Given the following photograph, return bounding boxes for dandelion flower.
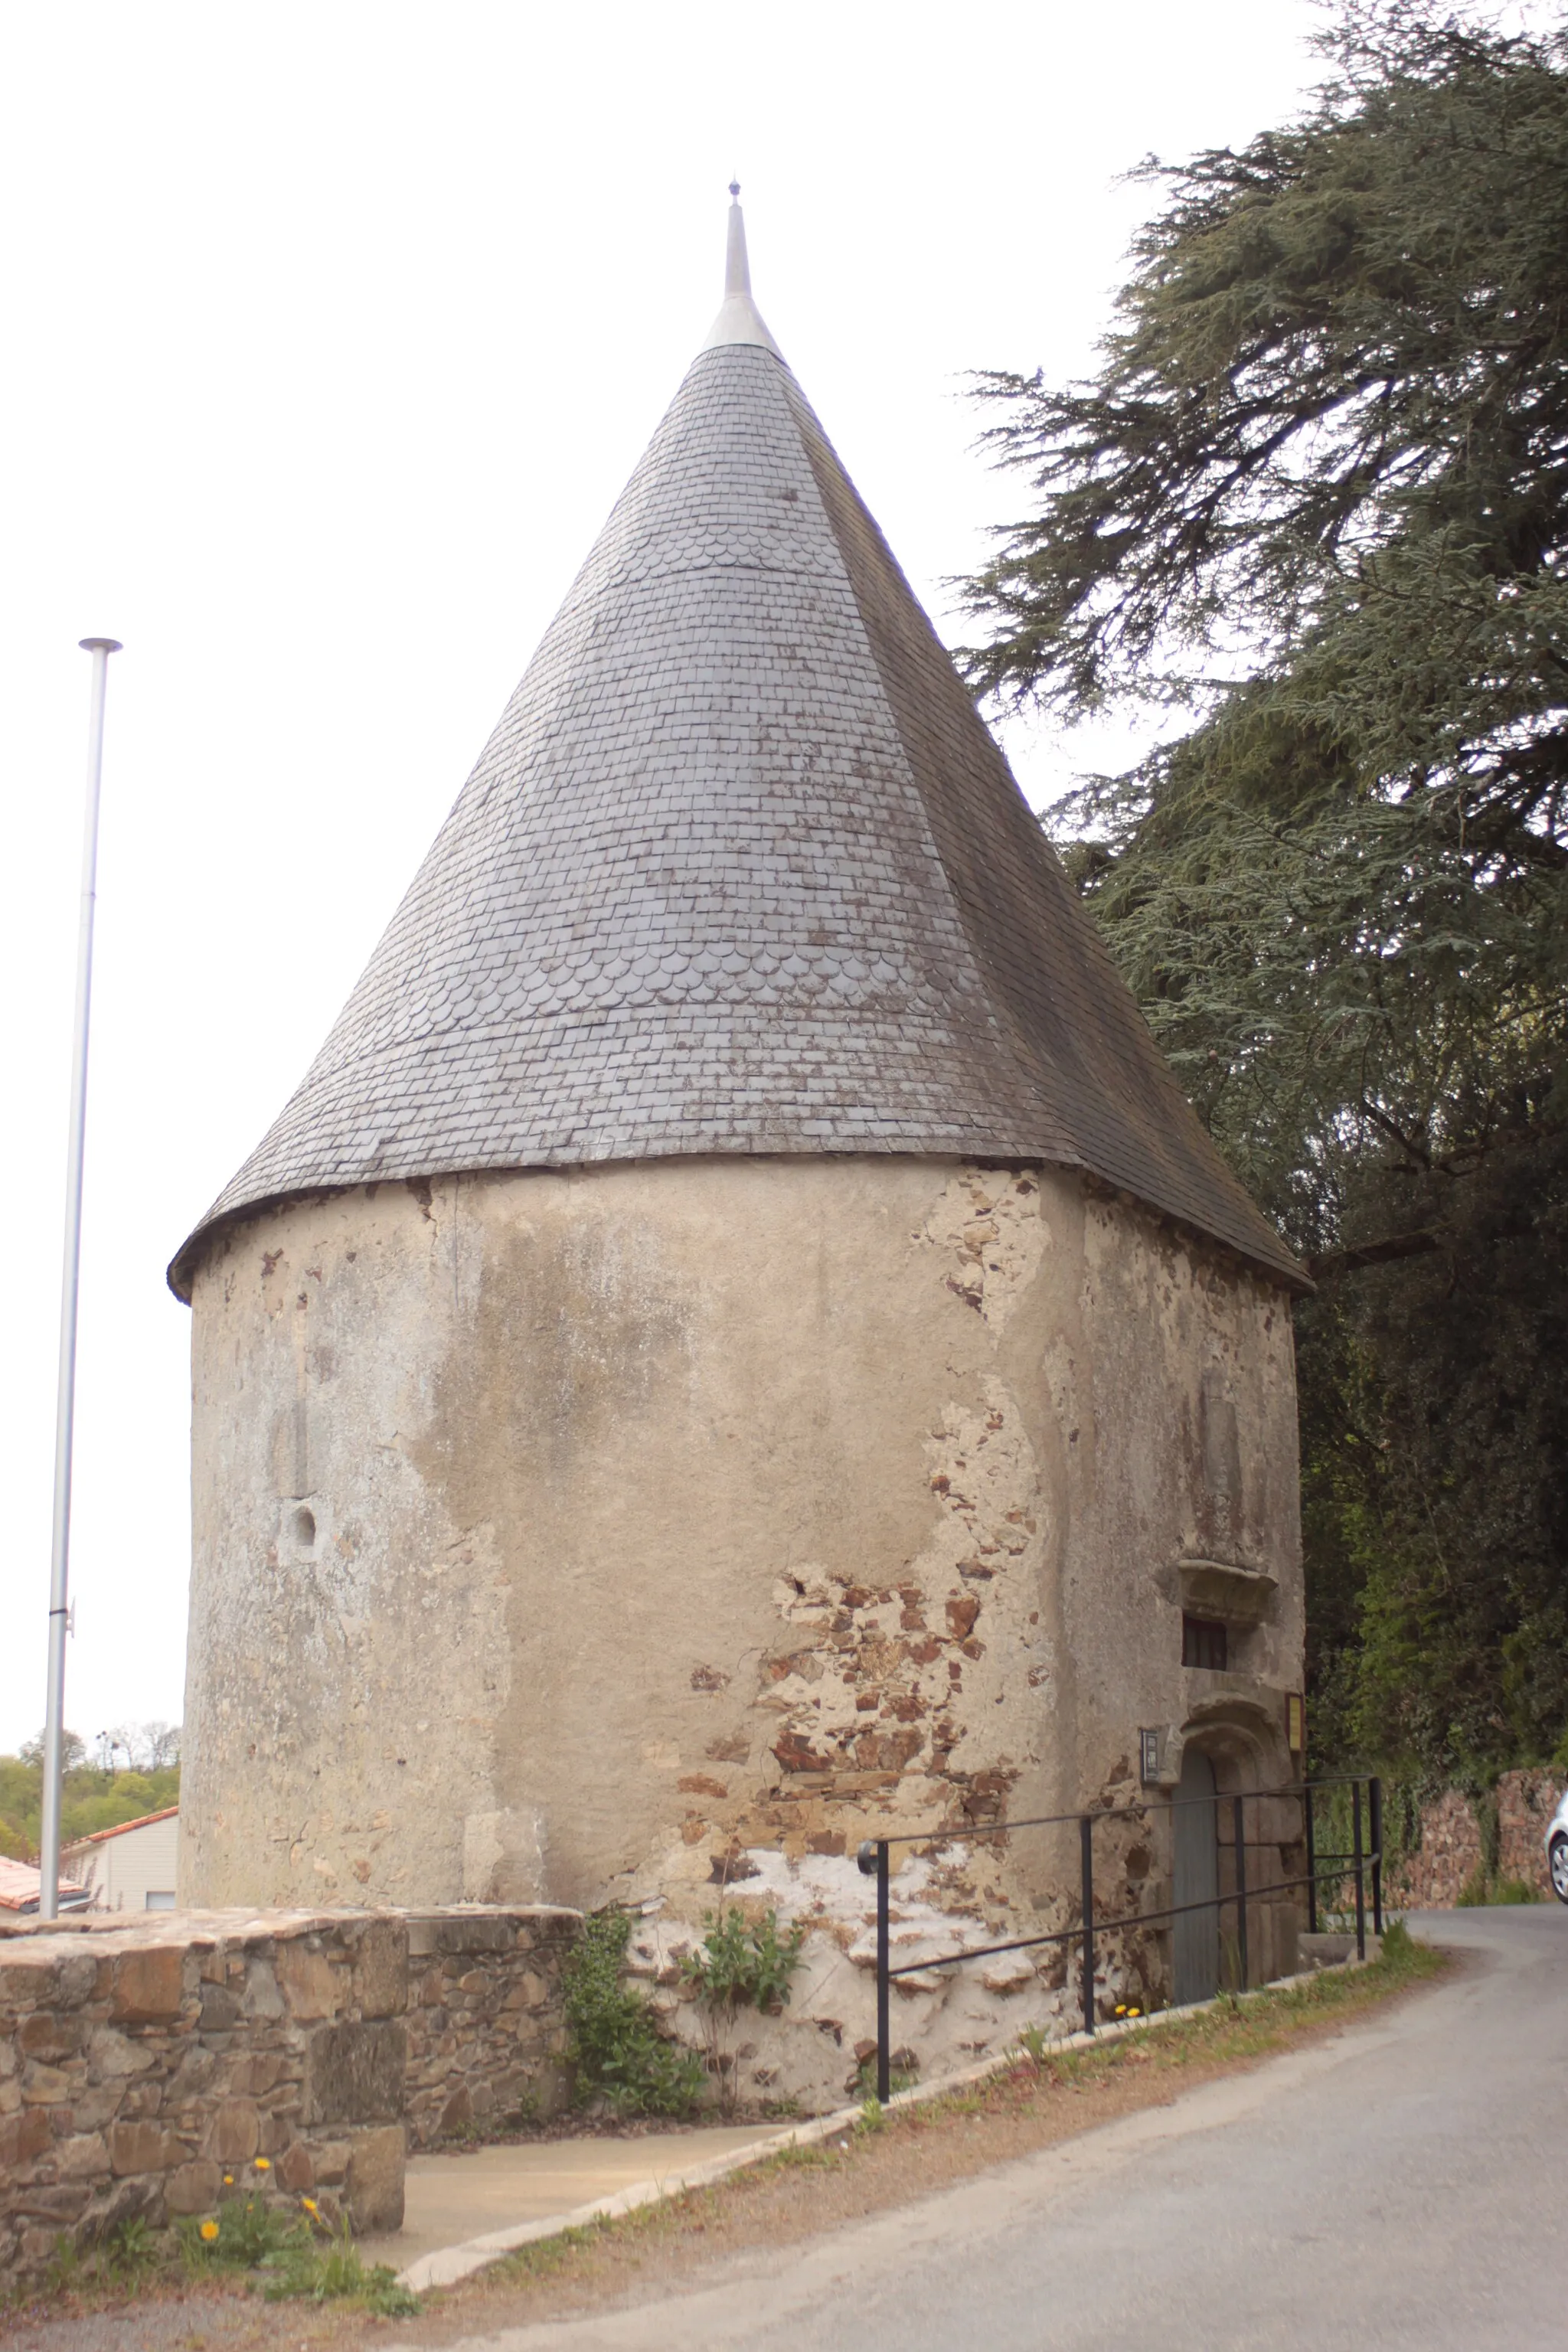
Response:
[222,2174,234,2186]
[302,2198,318,2214]
[200,2220,220,2243]
[253,2156,271,2171]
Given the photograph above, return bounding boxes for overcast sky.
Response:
[0,0,1335,1753]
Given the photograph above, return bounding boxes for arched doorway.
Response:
[1173,1746,1220,2004]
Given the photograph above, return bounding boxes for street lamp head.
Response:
[78,638,122,654]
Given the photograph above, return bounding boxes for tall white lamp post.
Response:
[38,636,122,1922]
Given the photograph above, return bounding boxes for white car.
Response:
[1548,1790,1568,1903]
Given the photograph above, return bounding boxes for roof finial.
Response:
[724,181,751,300]
[702,180,782,360]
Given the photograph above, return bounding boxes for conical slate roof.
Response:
[170,200,1302,1298]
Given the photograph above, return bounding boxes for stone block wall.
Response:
[0,1903,580,2290]
[1383,1787,1484,1909]
[1497,1770,1561,1893]
[1383,1769,1563,1907]
[0,1910,406,2286]
[403,1908,577,2147]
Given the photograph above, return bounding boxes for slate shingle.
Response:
[168,326,1302,1298]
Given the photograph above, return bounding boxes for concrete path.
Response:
[363,2125,774,2270]
[434,1908,1568,2350]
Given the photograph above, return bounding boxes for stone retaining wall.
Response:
[1497,1770,1561,1893]
[1383,1769,1563,1907]
[0,1903,579,2289]
[403,1908,577,2148]
[1383,1787,1485,1909]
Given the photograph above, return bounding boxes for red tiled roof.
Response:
[64,1805,179,1850]
[0,1855,87,1912]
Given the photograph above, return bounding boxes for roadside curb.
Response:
[396,1954,1377,2291]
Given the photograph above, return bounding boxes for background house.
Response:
[60,1806,179,1911]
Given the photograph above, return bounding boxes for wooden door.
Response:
[1173,1746,1220,2004]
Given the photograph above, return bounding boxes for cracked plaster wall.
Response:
[181,1155,1300,2086]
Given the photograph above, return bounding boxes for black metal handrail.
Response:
[854,1774,1383,2102]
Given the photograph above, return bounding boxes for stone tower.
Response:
[172,199,1305,2061]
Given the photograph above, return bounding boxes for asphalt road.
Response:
[450,1907,1568,2352]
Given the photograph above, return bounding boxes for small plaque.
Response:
[1138,1726,1163,1784]
[1287,1691,1305,1754]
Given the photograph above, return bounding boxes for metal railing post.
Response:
[1233,1793,1249,1990]
[851,1779,1359,2051]
[1369,1775,1383,1937]
[1080,1813,1095,2035]
[876,1839,890,2102]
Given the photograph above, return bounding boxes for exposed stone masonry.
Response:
[667,1171,1051,1894]
[1383,1769,1563,1907]
[403,1908,577,2146]
[0,1906,578,2289]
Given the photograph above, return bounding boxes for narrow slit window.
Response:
[1182,1614,1228,1671]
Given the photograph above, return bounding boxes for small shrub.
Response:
[681,1906,807,2011]
[563,1909,704,2118]
[1495,1877,1540,1905]
[1455,1866,1491,1907]
[681,1905,808,2112]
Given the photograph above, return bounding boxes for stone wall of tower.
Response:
[180,1155,1301,2079]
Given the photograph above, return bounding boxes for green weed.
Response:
[682,1906,806,2011]
[41,2236,83,2298]
[563,1909,706,2118]
[259,2219,420,2315]
[852,2053,919,2099]
[177,2192,299,2274]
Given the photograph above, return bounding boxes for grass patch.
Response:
[260,2223,422,2316]
[33,2216,161,2304]
[11,2202,419,2326]
[1004,1918,1441,2089]
[177,2200,420,2318]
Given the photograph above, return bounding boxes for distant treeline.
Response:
[0,1726,181,1861]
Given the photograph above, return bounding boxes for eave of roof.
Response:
[61,1804,179,1851]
